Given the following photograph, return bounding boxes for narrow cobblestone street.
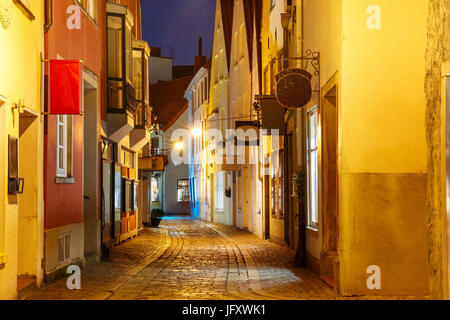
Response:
[25,218,337,300]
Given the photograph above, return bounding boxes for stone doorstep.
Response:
[44,258,85,285]
[17,275,37,300]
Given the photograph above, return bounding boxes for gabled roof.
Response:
[254,0,263,92]
[243,0,255,71]
[149,76,193,131]
[220,0,234,71]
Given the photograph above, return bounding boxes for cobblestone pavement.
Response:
[24,218,423,300]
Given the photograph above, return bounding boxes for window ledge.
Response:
[306,226,319,234]
[56,177,75,184]
[0,253,6,268]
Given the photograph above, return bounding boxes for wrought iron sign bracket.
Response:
[270,50,320,76]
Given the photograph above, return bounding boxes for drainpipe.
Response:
[40,51,47,282]
[44,0,53,32]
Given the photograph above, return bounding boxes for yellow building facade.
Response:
[0,0,44,299]
[209,0,233,226]
[259,0,434,296]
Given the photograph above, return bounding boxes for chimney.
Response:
[194,37,207,73]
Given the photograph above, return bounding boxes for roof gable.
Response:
[220,0,235,71]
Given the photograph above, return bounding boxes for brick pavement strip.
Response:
[24,219,425,300]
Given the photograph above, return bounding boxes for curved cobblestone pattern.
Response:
[25,218,424,300]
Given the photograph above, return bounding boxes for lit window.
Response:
[177,179,190,203]
[121,148,135,168]
[307,108,319,229]
[56,115,73,178]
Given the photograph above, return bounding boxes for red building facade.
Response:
[43,0,104,279]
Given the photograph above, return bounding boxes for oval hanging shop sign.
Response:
[275,68,313,109]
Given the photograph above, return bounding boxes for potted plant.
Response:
[151,208,165,228]
[293,167,307,267]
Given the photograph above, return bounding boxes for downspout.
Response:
[44,0,52,32]
[41,0,52,281]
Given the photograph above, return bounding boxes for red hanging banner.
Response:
[49,60,81,115]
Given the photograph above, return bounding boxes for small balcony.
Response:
[138,148,169,172]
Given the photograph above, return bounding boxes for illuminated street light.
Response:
[192,127,202,137]
[175,141,184,151]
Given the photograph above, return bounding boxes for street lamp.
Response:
[174,141,184,151]
[191,127,202,137]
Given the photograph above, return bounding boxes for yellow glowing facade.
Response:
[258,0,434,296]
[0,0,44,299]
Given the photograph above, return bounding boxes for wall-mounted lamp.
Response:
[191,127,202,137]
[174,141,184,151]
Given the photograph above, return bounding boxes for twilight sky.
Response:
[141,0,216,65]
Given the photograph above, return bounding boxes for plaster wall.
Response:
[0,0,44,299]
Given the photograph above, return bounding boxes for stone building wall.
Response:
[425,0,450,300]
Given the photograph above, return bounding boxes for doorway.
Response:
[320,79,338,290]
[82,75,100,263]
[17,106,41,292]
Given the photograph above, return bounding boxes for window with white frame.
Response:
[57,234,71,263]
[56,115,73,178]
[215,171,224,211]
[307,108,319,229]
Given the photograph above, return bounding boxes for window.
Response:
[214,54,219,83]
[177,179,190,203]
[219,49,224,79]
[132,49,143,101]
[56,115,73,178]
[125,21,132,84]
[134,182,138,210]
[57,234,71,263]
[271,147,284,218]
[76,0,97,22]
[151,176,160,202]
[122,180,134,212]
[215,172,224,211]
[307,108,319,229]
[107,15,124,110]
[233,32,239,65]
[239,24,245,58]
[121,148,134,168]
